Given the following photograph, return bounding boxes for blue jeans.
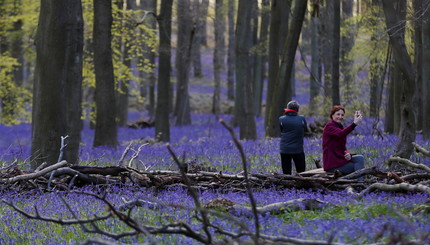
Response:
[327,155,365,180]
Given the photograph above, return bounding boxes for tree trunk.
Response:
[191,0,208,78]
[422,0,430,139]
[331,0,340,106]
[140,0,157,118]
[253,0,269,117]
[227,0,235,101]
[235,0,256,140]
[174,0,193,126]
[212,0,225,118]
[155,0,173,142]
[264,0,291,137]
[309,1,320,117]
[93,0,118,148]
[369,0,385,118]
[382,0,417,159]
[320,1,333,104]
[31,0,84,169]
[116,0,130,128]
[413,0,423,131]
[341,0,355,105]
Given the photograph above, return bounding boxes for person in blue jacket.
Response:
[279,100,308,175]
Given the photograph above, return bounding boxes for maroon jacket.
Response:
[322,120,357,171]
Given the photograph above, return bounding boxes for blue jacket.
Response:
[279,112,308,154]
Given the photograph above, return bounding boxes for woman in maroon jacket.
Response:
[322,105,364,178]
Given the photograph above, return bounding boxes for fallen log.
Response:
[0,161,68,184]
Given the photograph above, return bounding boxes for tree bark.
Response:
[31,0,84,169]
[414,0,423,131]
[174,0,193,126]
[116,0,131,128]
[264,0,291,137]
[369,0,385,118]
[140,0,157,118]
[227,0,235,101]
[266,0,307,138]
[93,0,118,148]
[212,0,225,118]
[423,0,430,139]
[320,1,334,104]
[331,0,341,105]
[382,0,417,159]
[155,0,173,142]
[309,0,321,117]
[341,0,355,105]
[253,0,270,117]
[235,0,257,140]
[191,0,208,78]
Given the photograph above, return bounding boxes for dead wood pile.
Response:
[1,156,429,197]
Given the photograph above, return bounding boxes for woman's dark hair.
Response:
[330,105,345,119]
[286,100,300,111]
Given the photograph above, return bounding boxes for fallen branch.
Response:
[0,160,68,184]
[412,142,430,157]
[388,156,430,173]
[358,182,430,198]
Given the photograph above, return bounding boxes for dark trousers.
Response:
[280,152,306,175]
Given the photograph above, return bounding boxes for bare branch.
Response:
[166,144,212,244]
[388,156,430,173]
[2,199,111,225]
[358,182,430,198]
[412,142,430,157]
[117,141,133,167]
[220,119,260,242]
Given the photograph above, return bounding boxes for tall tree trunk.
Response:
[140,0,157,118]
[93,0,118,148]
[116,0,130,128]
[384,0,406,135]
[341,0,355,105]
[235,0,256,140]
[212,0,225,118]
[155,0,173,142]
[175,0,193,126]
[331,0,340,105]
[413,0,423,131]
[382,0,417,159]
[31,0,83,169]
[320,0,333,104]
[369,0,385,118]
[227,0,235,100]
[191,0,208,78]
[422,0,430,139]
[309,0,321,117]
[264,0,291,137]
[253,0,270,117]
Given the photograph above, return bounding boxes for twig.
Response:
[58,135,69,163]
[128,143,149,168]
[117,141,133,167]
[388,156,430,173]
[219,119,260,243]
[2,199,111,225]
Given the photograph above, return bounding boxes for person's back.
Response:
[278,100,308,175]
[279,113,306,154]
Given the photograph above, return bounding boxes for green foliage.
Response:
[0,54,32,125]
[80,0,158,122]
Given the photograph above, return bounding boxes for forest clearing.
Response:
[1,0,430,244]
